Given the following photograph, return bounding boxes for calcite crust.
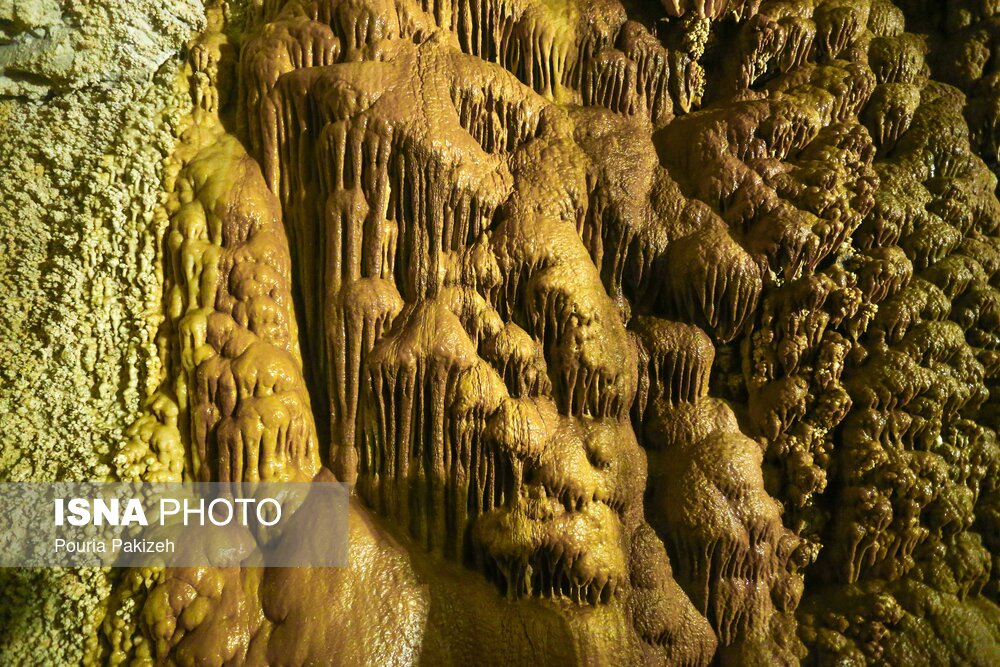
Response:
[3,0,1000,664]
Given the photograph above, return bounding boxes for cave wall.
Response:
[0,0,203,663]
[3,0,1000,665]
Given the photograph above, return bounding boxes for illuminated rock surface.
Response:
[2,0,1000,664]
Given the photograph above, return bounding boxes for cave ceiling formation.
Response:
[102,0,1000,664]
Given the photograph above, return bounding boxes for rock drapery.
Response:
[76,0,1000,664]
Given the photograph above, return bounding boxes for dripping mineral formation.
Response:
[6,0,993,664]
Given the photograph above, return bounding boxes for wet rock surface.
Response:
[5,0,996,664]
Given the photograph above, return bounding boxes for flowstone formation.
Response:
[91,0,1000,664]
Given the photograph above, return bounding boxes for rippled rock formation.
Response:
[99,0,1000,664]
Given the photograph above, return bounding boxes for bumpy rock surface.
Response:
[0,0,204,663]
[3,0,1000,664]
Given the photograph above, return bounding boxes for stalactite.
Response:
[632,317,714,421]
[618,21,673,124]
[664,220,762,343]
[644,397,795,649]
[115,0,1000,664]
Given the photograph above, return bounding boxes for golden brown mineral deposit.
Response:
[3,0,1000,664]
